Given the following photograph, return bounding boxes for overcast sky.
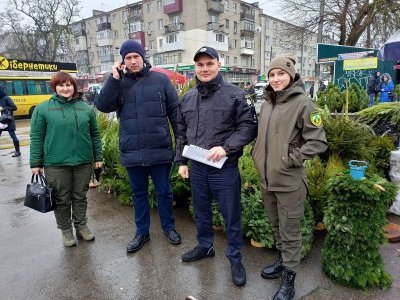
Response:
[78,0,281,19]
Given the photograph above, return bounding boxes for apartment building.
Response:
[70,0,320,84]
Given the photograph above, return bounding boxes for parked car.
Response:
[254,82,268,100]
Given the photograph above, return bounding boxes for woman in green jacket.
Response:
[30,71,103,247]
[252,55,327,300]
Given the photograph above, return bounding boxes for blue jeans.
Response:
[126,164,175,235]
[190,160,243,264]
[0,130,19,143]
[368,93,375,107]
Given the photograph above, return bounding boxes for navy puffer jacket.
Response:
[95,66,179,167]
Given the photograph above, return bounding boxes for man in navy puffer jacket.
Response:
[95,40,181,253]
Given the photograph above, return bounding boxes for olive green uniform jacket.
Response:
[30,93,103,168]
[252,75,328,192]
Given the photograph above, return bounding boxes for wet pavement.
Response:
[0,120,399,299]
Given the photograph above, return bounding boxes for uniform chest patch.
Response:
[310,111,322,127]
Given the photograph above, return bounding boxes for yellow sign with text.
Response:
[343,57,378,71]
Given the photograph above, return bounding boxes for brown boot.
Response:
[76,225,95,241]
[62,230,77,247]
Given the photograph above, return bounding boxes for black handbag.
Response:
[0,110,13,124]
[24,174,56,213]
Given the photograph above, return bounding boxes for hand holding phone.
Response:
[111,62,126,80]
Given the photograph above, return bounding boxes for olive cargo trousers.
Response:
[45,163,92,232]
[263,182,307,272]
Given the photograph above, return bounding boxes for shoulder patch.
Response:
[310,111,322,127]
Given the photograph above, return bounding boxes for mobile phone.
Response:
[118,61,128,77]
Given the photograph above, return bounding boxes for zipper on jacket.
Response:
[158,92,164,114]
[73,107,78,131]
[264,104,275,186]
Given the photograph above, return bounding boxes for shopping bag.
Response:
[24,174,56,213]
[0,111,12,124]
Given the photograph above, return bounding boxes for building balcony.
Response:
[207,22,225,32]
[240,12,255,20]
[97,36,114,47]
[207,0,224,14]
[128,11,143,22]
[74,37,88,52]
[164,0,183,14]
[97,22,111,31]
[99,54,115,63]
[240,29,255,38]
[164,23,184,34]
[73,28,86,38]
[240,47,255,56]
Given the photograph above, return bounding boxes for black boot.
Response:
[12,141,21,157]
[272,267,296,300]
[261,250,284,279]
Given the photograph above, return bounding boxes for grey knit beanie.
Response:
[268,54,296,80]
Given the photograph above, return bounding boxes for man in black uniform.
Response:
[175,46,257,286]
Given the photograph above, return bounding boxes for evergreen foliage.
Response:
[322,173,398,289]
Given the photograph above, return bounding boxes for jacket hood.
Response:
[264,73,306,104]
[195,73,223,97]
[381,73,392,81]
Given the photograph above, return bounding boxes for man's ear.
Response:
[218,61,222,68]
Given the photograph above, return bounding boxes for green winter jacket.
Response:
[30,93,103,168]
[252,75,328,192]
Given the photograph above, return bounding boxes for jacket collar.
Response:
[196,73,222,97]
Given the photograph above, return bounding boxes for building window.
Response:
[243,20,255,31]
[154,51,182,65]
[75,38,79,45]
[159,38,163,49]
[112,14,116,22]
[234,56,237,65]
[225,0,229,10]
[225,19,229,29]
[171,15,181,25]
[241,57,248,67]
[251,58,255,67]
[233,3,237,12]
[122,11,128,22]
[129,22,143,33]
[166,33,177,43]
[148,22,153,31]
[273,21,277,30]
[265,19,270,29]
[272,37,277,46]
[114,30,118,38]
[97,30,112,39]
[147,3,151,13]
[233,21,238,34]
[241,38,254,49]
[225,55,229,65]
[150,40,155,50]
[234,39,237,48]
[265,35,270,44]
[157,0,162,11]
[158,19,164,29]
[216,33,225,43]
[164,0,174,5]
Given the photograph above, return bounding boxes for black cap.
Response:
[193,46,219,61]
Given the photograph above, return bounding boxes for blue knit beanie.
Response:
[120,40,145,60]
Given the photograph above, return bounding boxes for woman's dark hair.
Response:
[50,71,79,98]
